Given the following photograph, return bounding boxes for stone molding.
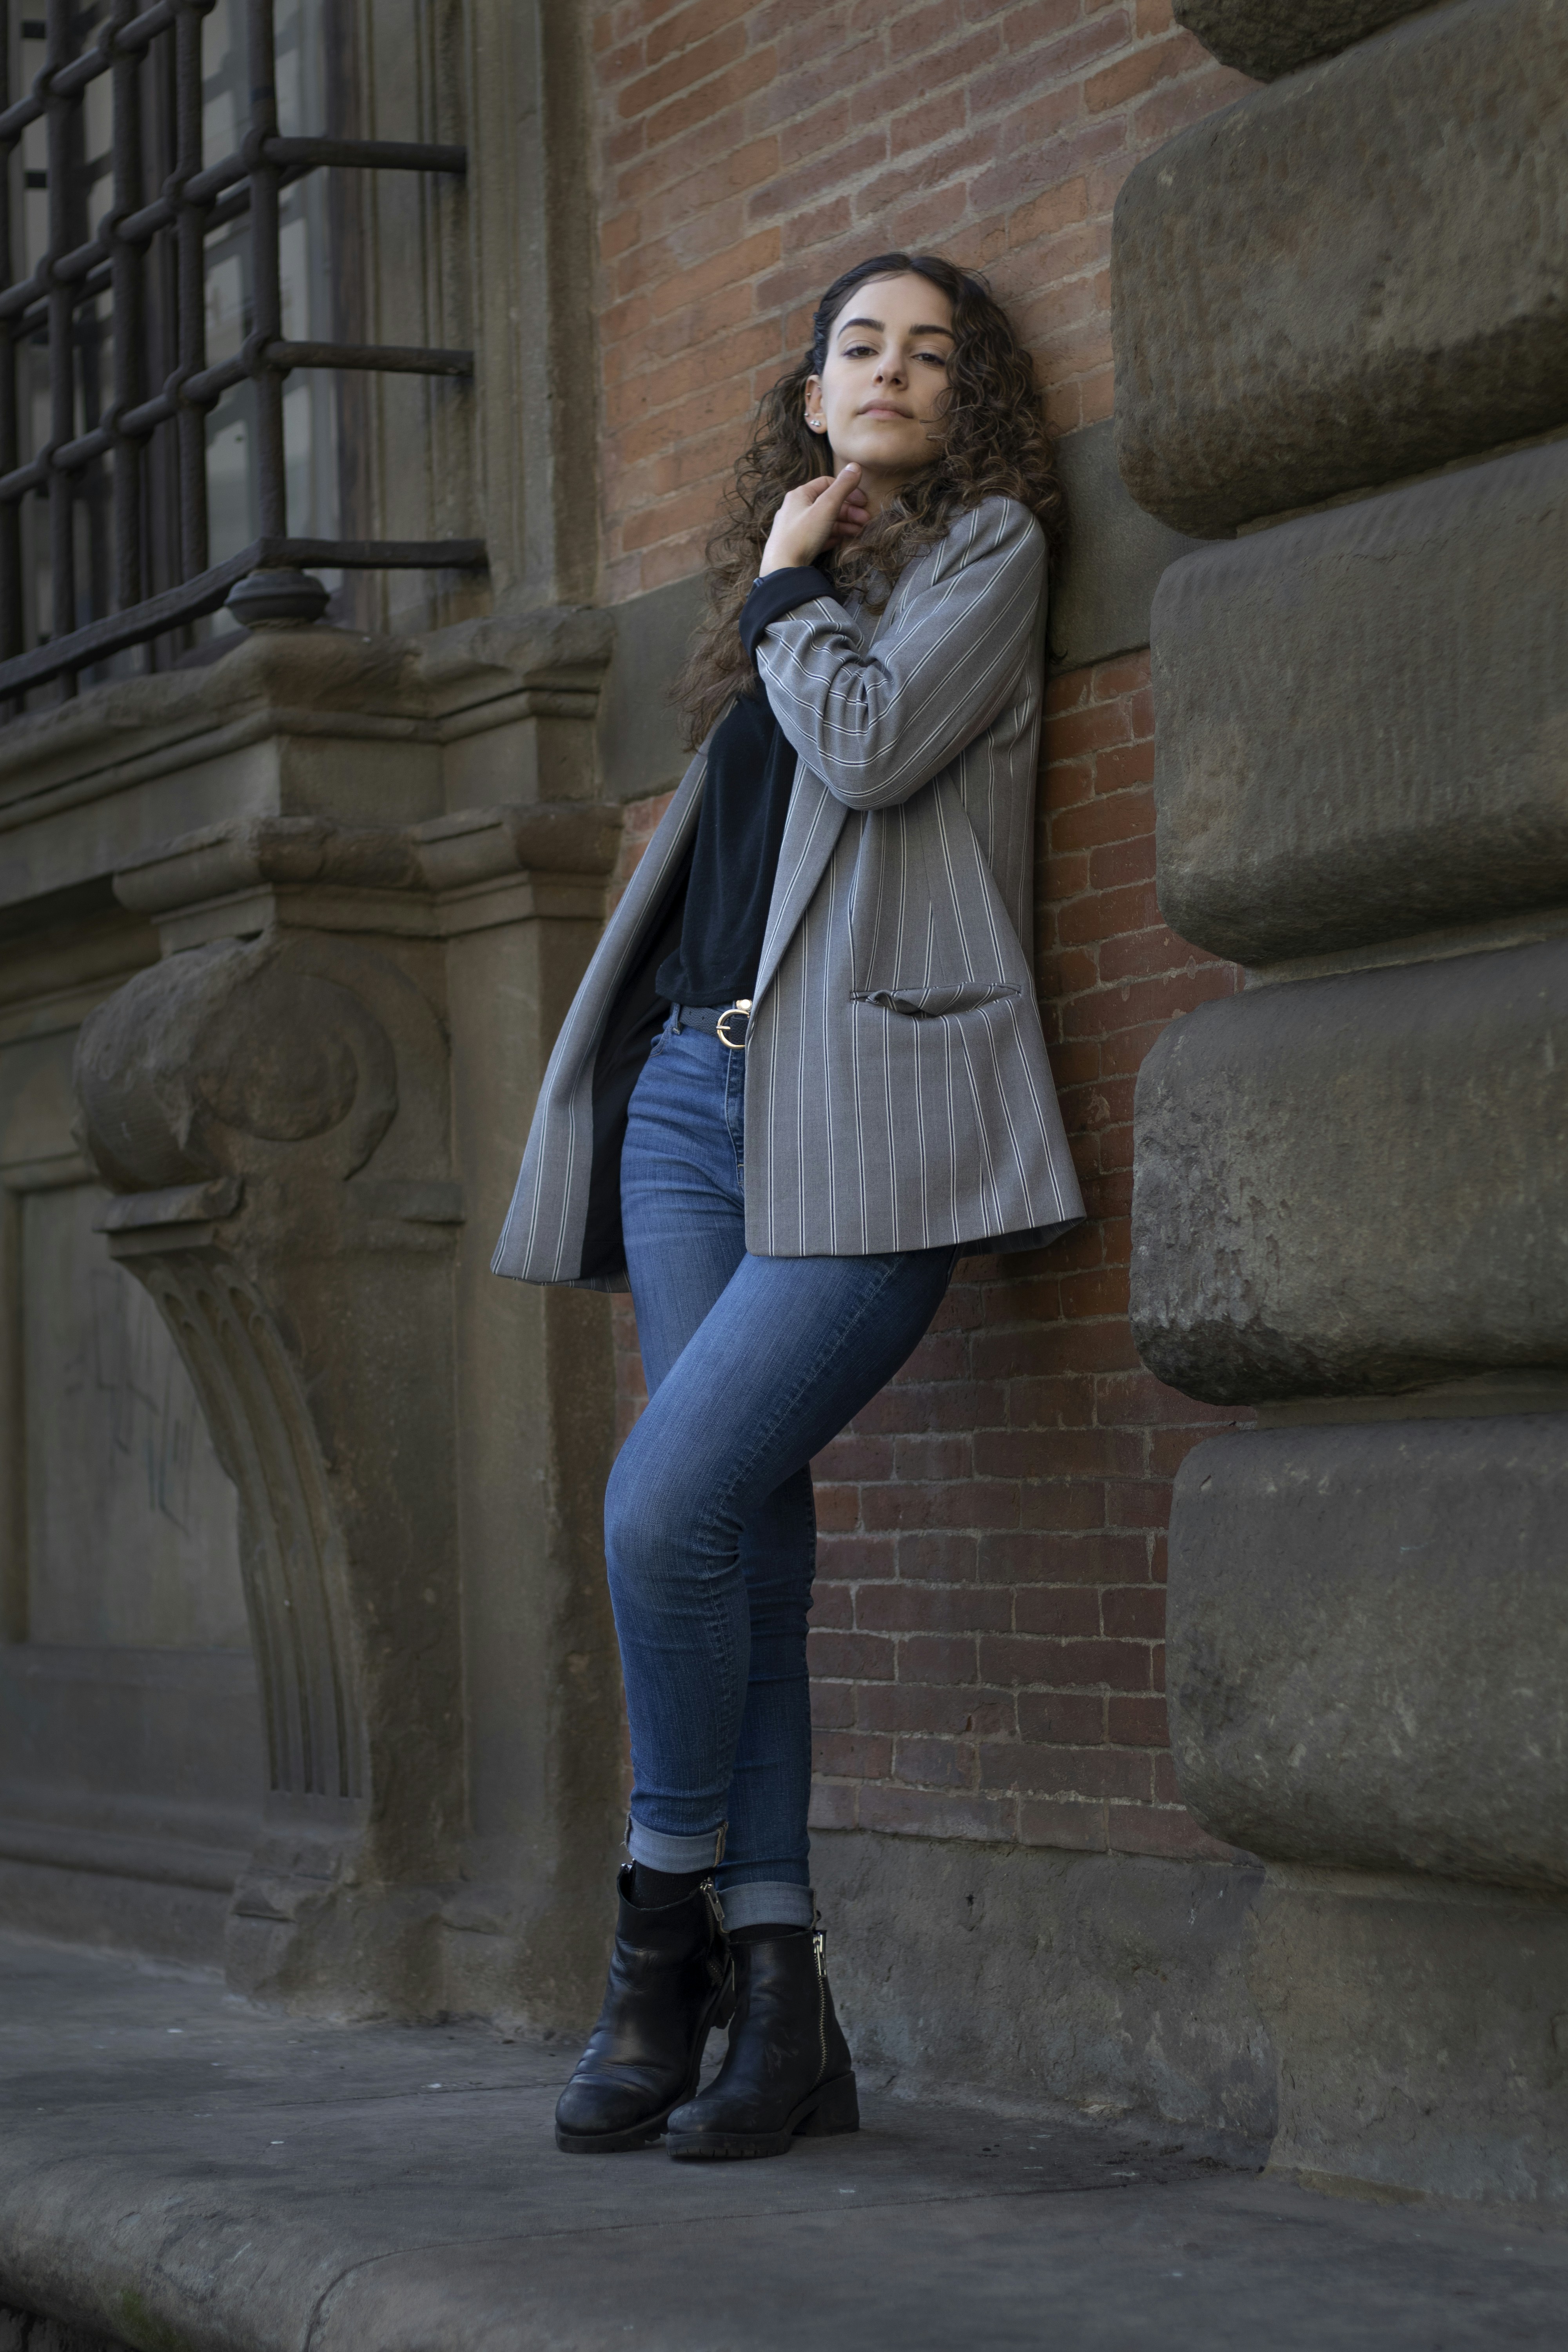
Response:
[1114,0,1568,536]
[0,0,618,2026]
[109,806,620,954]
[0,607,614,793]
[0,607,617,921]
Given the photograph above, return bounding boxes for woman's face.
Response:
[805,273,955,499]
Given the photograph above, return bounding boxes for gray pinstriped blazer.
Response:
[492,494,1086,1289]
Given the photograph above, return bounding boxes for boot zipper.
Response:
[702,1877,730,1994]
[812,1927,827,2081]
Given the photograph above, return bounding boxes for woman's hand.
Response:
[759,465,868,575]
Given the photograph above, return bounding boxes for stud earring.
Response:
[809,417,825,432]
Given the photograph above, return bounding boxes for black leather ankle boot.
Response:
[665,1926,858,2160]
[554,1867,733,2153]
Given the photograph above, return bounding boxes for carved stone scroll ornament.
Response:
[76,937,399,1191]
[73,932,464,2014]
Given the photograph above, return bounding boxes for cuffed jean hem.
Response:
[718,1880,815,1931]
[626,1817,726,1873]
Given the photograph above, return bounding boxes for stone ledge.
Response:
[1114,0,1568,535]
[1,1926,1563,2349]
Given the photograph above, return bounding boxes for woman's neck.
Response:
[849,465,916,519]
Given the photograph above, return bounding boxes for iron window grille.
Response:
[0,0,484,708]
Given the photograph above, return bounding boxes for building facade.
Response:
[0,0,1562,2203]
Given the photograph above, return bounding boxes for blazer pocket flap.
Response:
[857,981,1023,1018]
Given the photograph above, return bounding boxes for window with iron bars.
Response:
[0,0,485,711]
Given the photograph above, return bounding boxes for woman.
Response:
[493,250,1084,2160]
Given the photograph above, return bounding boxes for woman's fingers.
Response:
[798,466,862,553]
[817,464,861,513]
[829,483,871,543]
[760,464,863,574]
[830,494,869,542]
[784,468,855,519]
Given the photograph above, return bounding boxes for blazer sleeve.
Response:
[751,495,1046,812]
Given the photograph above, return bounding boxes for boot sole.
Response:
[555,2102,680,2155]
[666,2070,859,2161]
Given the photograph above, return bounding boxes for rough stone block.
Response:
[1114,0,1568,535]
[1167,1418,1568,1886]
[1151,441,1568,965]
[1174,0,1433,80]
[1249,1868,1568,2203]
[1131,941,1568,1401]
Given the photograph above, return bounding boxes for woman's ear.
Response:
[804,374,826,436]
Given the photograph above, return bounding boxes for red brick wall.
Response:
[592,0,1250,599]
[593,0,1256,1859]
[805,652,1245,1859]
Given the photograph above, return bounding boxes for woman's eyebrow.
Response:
[835,314,955,340]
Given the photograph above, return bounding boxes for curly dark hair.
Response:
[673,250,1062,748]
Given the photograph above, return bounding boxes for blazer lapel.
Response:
[750,756,848,1011]
[750,583,898,1012]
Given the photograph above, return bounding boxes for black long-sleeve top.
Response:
[654,564,833,1008]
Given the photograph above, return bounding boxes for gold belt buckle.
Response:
[715,998,751,1050]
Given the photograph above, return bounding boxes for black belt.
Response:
[671,999,751,1048]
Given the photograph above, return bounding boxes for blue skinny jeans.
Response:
[609,1015,955,1931]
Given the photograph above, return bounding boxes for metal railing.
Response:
[0,0,485,705]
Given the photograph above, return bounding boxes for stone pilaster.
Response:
[71,789,620,2017]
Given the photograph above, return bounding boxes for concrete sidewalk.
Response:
[1,1931,1564,2352]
